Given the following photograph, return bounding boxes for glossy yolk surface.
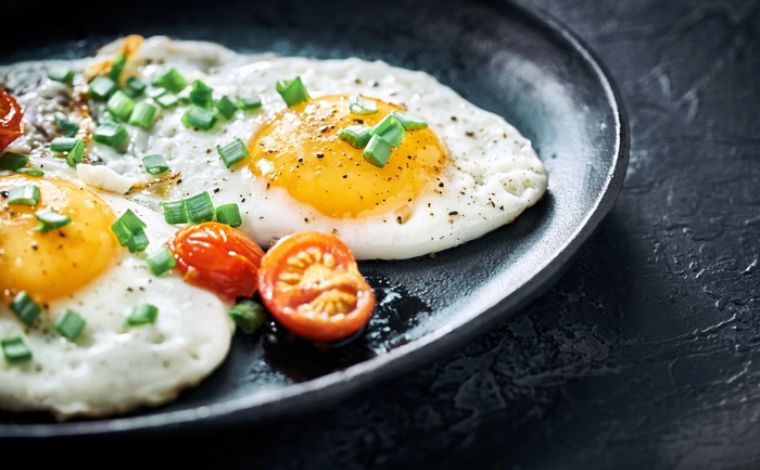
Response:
[248,95,447,218]
[0,175,121,303]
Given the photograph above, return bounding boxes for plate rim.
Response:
[1,0,629,438]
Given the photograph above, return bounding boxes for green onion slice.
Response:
[276,76,310,107]
[66,140,85,168]
[124,76,147,97]
[349,95,378,115]
[217,138,249,168]
[109,52,127,81]
[362,134,393,168]
[35,208,71,233]
[229,300,266,334]
[110,209,149,253]
[93,122,129,152]
[215,203,242,227]
[50,137,78,153]
[371,114,405,148]
[1,337,32,364]
[142,154,169,176]
[107,91,135,122]
[161,200,188,224]
[8,184,40,206]
[390,111,428,130]
[182,106,217,130]
[16,167,44,177]
[338,125,372,149]
[155,93,179,109]
[55,309,86,342]
[146,245,176,276]
[0,152,28,170]
[128,102,158,129]
[10,291,42,326]
[153,68,187,93]
[55,113,79,137]
[189,80,214,108]
[126,304,159,327]
[215,96,237,120]
[88,76,117,101]
[236,96,262,111]
[184,191,215,223]
[48,66,74,85]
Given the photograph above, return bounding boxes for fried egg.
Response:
[2,36,547,260]
[0,175,233,418]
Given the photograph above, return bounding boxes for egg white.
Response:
[0,193,234,419]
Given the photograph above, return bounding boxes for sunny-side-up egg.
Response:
[0,174,233,418]
[1,36,547,260]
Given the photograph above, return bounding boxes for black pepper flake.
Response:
[396,216,403,224]
[213,188,220,193]
[448,211,459,216]
[297,157,303,163]
[438,182,444,188]
[451,116,458,122]
[31,243,38,251]
[304,218,309,223]
[316,152,324,159]
[353,118,364,124]
[0,190,8,198]
[465,131,475,137]
[342,174,348,179]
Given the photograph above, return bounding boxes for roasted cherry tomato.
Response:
[0,88,23,152]
[258,231,375,342]
[168,222,265,299]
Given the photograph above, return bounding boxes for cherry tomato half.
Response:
[258,231,375,342]
[0,88,23,152]
[168,222,265,299]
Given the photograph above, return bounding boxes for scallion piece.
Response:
[142,154,169,176]
[371,114,405,148]
[35,208,71,233]
[184,191,215,223]
[155,93,179,109]
[66,139,85,167]
[229,300,266,334]
[215,96,237,119]
[362,134,393,168]
[93,122,129,152]
[88,76,117,101]
[390,111,428,130]
[217,138,248,168]
[146,245,176,276]
[106,90,135,122]
[349,95,378,115]
[275,76,310,107]
[111,209,149,253]
[109,52,127,81]
[124,76,146,97]
[147,87,167,99]
[189,80,214,108]
[236,96,262,112]
[1,337,32,364]
[126,304,159,327]
[16,167,44,177]
[338,125,372,149]
[50,137,78,153]
[215,203,242,227]
[8,184,40,206]
[55,309,86,342]
[0,153,29,171]
[55,113,79,137]
[128,102,158,129]
[161,200,188,224]
[153,68,187,93]
[10,291,42,326]
[48,66,74,85]
[182,106,217,130]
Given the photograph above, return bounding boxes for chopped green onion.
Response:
[236,96,262,112]
[217,138,248,168]
[0,152,28,171]
[189,80,214,108]
[229,300,266,334]
[110,209,149,253]
[147,87,167,99]
[88,76,117,101]
[16,167,44,177]
[142,154,169,175]
[362,134,393,167]
[128,102,158,129]
[48,66,74,85]
[10,291,42,326]
[371,114,405,148]
[184,191,215,223]
[390,111,428,130]
[55,113,79,137]
[153,68,187,93]
[8,184,40,206]
[146,245,176,276]
[155,93,179,109]
[35,208,71,233]
[182,106,217,130]
[349,95,378,115]
[1,337,32,364]
[275,76,310,107]
[109,52,127,81]
[106,90,135,122]
[338,125,372,149]
[124,76,146,97]
[215,203,242,227]
[161,200,188,224]
[55,309,86,342]
[66,139,85,167]
[215,96,237,119]
[126,304,159,327]
[50,137,78,153]
[93,122,129,152]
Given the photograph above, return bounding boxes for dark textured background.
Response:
[7,0,760,467]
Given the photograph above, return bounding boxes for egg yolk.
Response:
[0,175,121,304]
[248,95,447,218]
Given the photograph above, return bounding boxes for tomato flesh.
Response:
[0,88,23,152]
[258,231,375,342]
[168,222,264,299]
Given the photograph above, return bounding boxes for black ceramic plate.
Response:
[0,0,627,437]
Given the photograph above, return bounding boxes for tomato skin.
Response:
[168,222,265,299]
[0,88,23,152]
[258,231,375,343]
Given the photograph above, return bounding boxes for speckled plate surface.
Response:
[0,0,627,437]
